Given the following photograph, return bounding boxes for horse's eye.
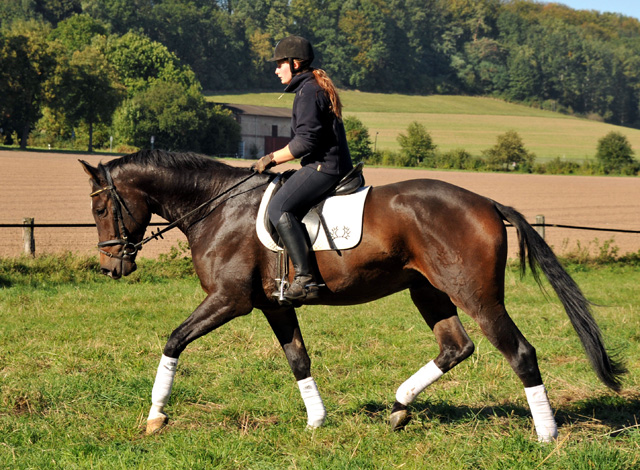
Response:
[96,207,107,217]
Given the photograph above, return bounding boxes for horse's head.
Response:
[80,160,151,279]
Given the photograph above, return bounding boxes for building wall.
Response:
[238,115,291,158]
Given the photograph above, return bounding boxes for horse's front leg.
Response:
[146,292,252,434]
[263,306,326,428]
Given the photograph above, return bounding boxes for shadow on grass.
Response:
[0,276,12,288]
[556,394,640,434]
[357,394,640,434]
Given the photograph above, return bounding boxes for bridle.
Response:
[89,165,266,269]
[89,167,143,264]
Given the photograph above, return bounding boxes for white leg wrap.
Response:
[525,384,558,442]
[395,360,444,406]
[148,354,178,420]
[297,377,326,428]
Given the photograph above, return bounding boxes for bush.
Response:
[595,132,637,174]
[559,238,620,266]
[380,149,401,166]
[534,157,581,175]
[397,121,437,167]
[482,130,535,172]
[364,150,383,165]
[434,148,485,170]
[343,116,373,163]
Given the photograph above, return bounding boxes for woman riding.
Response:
[253,35,353,302]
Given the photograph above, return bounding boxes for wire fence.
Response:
[1,218,638,258]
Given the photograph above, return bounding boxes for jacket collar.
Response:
[285,71,314,93]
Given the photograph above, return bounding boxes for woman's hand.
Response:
[252,153,276,173]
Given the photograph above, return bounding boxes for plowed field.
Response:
[1,150,638,259]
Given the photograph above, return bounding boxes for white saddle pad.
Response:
[256,177,371,252]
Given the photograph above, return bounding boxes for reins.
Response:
[90,166,267,262]
[139,171,268,247]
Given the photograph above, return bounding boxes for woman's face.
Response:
[275,59,293,85]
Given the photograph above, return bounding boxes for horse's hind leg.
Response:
[263,305,326,428]
[471,302,557,441]
[391,285,475,430]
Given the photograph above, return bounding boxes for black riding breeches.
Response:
[267,165,341,227]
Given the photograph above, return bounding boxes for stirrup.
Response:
[272,278,289,303]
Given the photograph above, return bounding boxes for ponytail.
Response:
[312,69,343,120]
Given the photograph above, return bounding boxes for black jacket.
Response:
[285,71,353,176]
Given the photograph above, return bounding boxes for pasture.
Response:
[1,148,639,468]
[207,91,640,161]
[0,255,638,469]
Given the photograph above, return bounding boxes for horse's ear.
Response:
[79,160,102,185]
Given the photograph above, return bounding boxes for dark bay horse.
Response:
[80,149,625,442]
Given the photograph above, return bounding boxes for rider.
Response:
[252,35,353,302]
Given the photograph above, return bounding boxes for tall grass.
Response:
[1,254,638,469]
[207,91,640,162]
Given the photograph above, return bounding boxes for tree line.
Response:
[1,0,640,153]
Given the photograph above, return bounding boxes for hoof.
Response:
[146,415,168,435]
[306,419,325,430]
[390,409,411,431]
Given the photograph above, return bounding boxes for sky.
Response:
[541,1,639,20]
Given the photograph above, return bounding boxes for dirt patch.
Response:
[1,150,638,259]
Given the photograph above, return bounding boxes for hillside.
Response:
[207,92,640,162]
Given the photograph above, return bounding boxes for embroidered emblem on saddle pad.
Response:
[256,176,371,252]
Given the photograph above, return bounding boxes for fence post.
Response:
[535,214,545,240]
[23,217,35,257]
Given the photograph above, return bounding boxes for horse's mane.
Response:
[103,149,238,174]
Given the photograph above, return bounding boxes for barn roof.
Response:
[220,104,292,118]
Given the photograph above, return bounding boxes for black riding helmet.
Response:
[270,35,314,74]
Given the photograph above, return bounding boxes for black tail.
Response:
[494,201,626,391]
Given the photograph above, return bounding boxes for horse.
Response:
[80,149,625,442]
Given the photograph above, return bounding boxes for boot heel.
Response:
[304,284,320,301]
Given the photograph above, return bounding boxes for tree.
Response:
[343,116,372,163]
[505,45,541,101]
[143,1,253,90]
[397,121,437,167]
[113,81,240,154]
[99,32,200,97]
[47,46,125,151]
[337,0,397,90]
[33,0,81,26]
[482,130,535,171]
[48,13,107,51]
[595,132,636,174]
[80,0,154,34]
[0,21,57,148]
[199,103,242,156]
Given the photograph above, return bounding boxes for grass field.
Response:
[207,91,640,162]
[1,255,638,469]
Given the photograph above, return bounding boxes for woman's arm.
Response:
[272,145,296,165]
[252,145,296,173]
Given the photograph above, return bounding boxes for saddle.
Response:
[256,162,369,252]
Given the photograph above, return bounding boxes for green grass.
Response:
[207,91,640,162]
[1,254,639,469]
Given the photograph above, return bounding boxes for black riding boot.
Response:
[275,213,320,302]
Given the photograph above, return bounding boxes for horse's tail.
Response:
[493,201,626,392]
